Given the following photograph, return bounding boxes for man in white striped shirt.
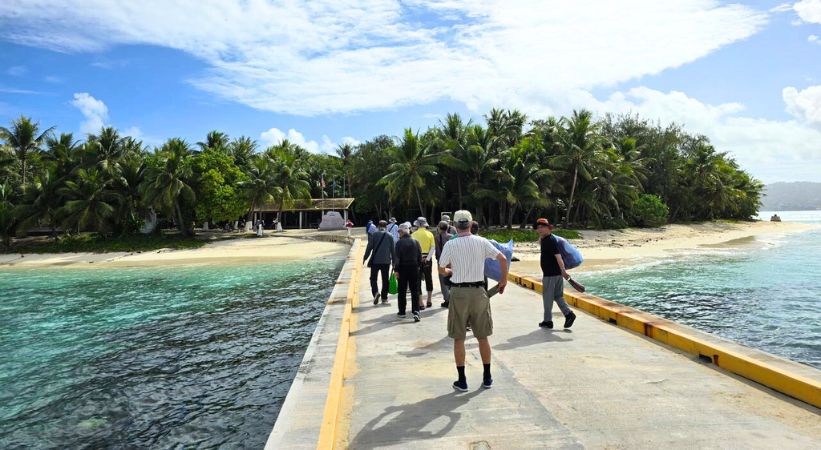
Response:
[438,210,508,391]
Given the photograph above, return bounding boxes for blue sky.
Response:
[1,0,820,183]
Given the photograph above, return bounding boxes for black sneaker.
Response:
[441,301,449,308]
[381,298,388,304]
[397,312,406,317]
[413,312,420,322]
[564,312,576,329]
[482,377,493,389]
[419,305,426,311]
[452,380,468,392]
[539,321,553,329]
[373,294,379,305]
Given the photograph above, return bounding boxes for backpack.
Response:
[552,235,583,269]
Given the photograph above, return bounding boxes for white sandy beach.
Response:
[513,220,819,276]
[0,235,349,268]
[2,220,816,272]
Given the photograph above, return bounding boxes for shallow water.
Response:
[577,211,821,369]
[0,258,344,449]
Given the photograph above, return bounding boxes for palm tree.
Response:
[229,136,257,171]
[142,138,196,236]
[0,116,54,185]
[58,168,122,236]
[553,109,606,226]
[16,167,64,239]
[438,113,471,208]
[0,183,17,249]
[239,155,280,221]
[197,130,230,153]
[379,129,440,218]
[335,143,354,197]
[87,126,125,176]
[45,133,81,178]
[268,145,312,224]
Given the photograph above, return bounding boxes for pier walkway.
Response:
[269,242,821,449]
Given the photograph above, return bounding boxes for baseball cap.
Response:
[453,210,472,224]
[533,218,554,229]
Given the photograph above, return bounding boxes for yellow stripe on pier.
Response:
[507,271,821,408]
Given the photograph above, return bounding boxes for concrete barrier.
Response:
[265,239,363,449]
[507,271,821,408]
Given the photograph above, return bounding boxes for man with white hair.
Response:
[438,210,508,391]
[393,222,423,322]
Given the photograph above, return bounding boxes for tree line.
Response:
[0,108,762,248]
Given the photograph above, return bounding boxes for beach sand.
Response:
[0,235,349,269]
[512,220,819,277]
[3,220,816,272]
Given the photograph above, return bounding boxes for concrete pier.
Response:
[270,241,821,449]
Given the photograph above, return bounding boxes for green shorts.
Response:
[447,286,493,339]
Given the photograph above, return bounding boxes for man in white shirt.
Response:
[438,210,508,391]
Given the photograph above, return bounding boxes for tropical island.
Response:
[2,108,766,255]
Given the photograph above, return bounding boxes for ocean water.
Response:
[578,210,821,369]
[0,258,344,449]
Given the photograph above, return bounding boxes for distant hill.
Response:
[761,182,821,211]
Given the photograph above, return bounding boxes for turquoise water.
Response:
[579,211,821,369]
[0,258,344,449]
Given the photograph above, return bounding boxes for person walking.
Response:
[534,218,577,329]
[412,217,435,309]
[363,220,396,305]
[393,222,423,322]
[387,217,400,243]
[435,220,453,308]
[438,210,508,391]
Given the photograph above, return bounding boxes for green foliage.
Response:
[191,147,247,223]
[4,233,205,254]
[631,194,669,227]
[482,228,581,242]
[0,110,765,252]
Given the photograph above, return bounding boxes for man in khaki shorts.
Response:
[438,210,509,391]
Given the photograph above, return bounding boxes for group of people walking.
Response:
[363,210,577,392]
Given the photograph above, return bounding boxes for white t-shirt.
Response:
[438,234,501,283]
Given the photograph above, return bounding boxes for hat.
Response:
[453,210,472,224]
[389,217,397,223]
[398,222,411,232]
[378,220,387,227]
[416,217,428,227]
[442,214,451,222]
[533,218,554,229]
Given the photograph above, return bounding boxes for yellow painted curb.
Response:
[508,271,821,408]
[317,240,365,450]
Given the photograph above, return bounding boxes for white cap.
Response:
[453,210,473,224]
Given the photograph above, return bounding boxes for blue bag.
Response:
[553,235,583,269]
[484,239,513,281]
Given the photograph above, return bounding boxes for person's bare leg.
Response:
[454,338,466,366]
[477,337,491,364]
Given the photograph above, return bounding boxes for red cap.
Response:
[533,218,554,229]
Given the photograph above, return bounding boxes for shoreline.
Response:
[0,236,349,269]
[512,220,819,276]
[2,220,816,272]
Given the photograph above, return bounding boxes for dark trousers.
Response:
[417,258,433,296]
[370,264,390,299]
[397,265,420,315]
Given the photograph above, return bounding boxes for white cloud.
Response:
[809,34,820,44]
[783,85,821,125]
[5,65,27,76]
[557,87,821,183]
[70,92,108,135]
[794,0,821,23]
[0,0,766,115]
[260,127,359,154]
